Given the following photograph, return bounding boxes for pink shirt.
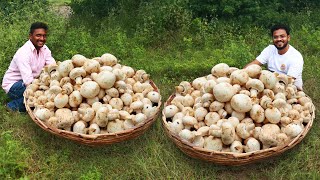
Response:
[2,40,56,93]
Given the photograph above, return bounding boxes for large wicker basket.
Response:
[162,94,315,166]
[25,80,161,146]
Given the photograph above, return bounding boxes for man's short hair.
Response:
[270,24,290,36]
[29,22,48,34]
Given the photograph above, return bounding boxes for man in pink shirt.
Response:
[2,22,56,112]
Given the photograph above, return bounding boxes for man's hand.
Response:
[244,59,262,69]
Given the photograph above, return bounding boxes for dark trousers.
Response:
[7,80,26,112]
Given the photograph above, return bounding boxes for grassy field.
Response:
[0,1,320,179]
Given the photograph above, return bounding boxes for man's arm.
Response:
[244,59,262,69]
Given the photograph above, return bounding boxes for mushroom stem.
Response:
[250,89,258,98]
[75,77,83,85]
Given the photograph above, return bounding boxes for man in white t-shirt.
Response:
[245,24,304,90]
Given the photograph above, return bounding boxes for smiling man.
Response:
[2,22,56,112]
[245,24,304,90]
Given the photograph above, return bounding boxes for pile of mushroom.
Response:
[163,63,315,153]
[25,53,161,135]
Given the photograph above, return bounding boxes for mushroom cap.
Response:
[246,79,264,92]
[259,70,277,89]
[69,90,83,107]
[92,71,116,89]
[71,54,87,67]
[221,121,235,145]
[211,63,230,77]
[272,98,287,109]
[121,66,135,78]
[47,64,58,74]
[230,141,243,153]
[54,93,69,108]
[176,81,192,95]
[49,85,62,95]
[212,82,235,102]
[134,70,150,83]
[244,137,261,152]
[230,69,249,85]
[276,73,289,86]
[230,94,252,113]
[203,136,223,151]
[147,91,161,103]
[55,108,74,128]
[265,107,281,124]
[100,53,118,66]
[57,60,74,77]
[83,59,100,74]
[112,68,126,81]
[69,67,86,81]
[163,105,179,118]
[250,104,265,123]
[284,123,303,138]
[245,64,262,78]
[80,81,100,99]
[259,124,280,146]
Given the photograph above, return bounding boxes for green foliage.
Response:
[0,131,29,179]
[188,0,320,27]
[70,0,118,18]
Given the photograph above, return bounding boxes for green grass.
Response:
[47,0,71,6]
[0,1,320,179]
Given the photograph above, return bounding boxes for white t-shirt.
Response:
[256,45,304,90]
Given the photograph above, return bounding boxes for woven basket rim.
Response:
[25,80,162,145]
[162,93,315,164]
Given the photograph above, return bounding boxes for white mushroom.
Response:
[100,53,118,66]
[230,141,244,153]
[259,124,281,149]
[107,119,125,133]
[69,67,86,85]
[244,137,261,152]
[212,82,235,102]
[72,121,87,134]
[55,108,75,131]
[284,122,303,139]
[203,136,223,151]
[249,104,264,122]
[71,54,87,67]
[259,70,277,90]
[245,64,262,78]
[91,71,116,89]
[92,107,109,127]
[83,59,100,74]
[246,79,264,98]
[57,60,74,77]
[163,105,179,118]
[211,63,229,77]
[88,123,101,135]
[80,81,100,99]
[167,119,184,134]
[230,69,249,86]
[221,121,235,145]
[179,129,195,142]
[230,94,252,113]
[68,90,83,108]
